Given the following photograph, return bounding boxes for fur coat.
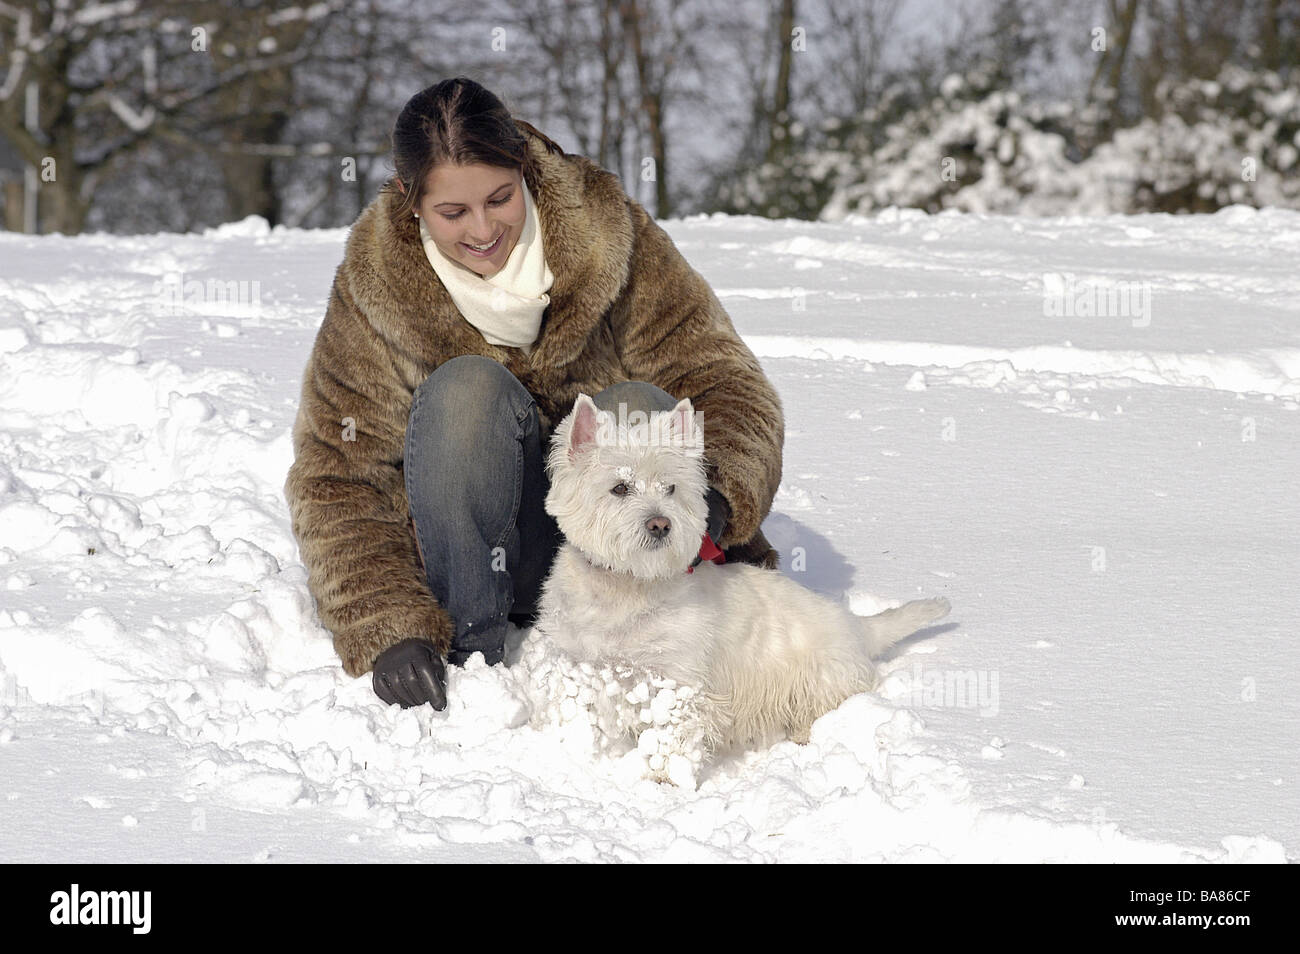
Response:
[284,123,786,678]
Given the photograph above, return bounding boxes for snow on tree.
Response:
[1076,65,1300,213]
[816,64,1092,219]
[813,61,1299,220]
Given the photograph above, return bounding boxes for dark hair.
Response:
[385,78,565,230]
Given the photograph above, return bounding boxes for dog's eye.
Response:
[611,482,631,496]
[665,484,675,495]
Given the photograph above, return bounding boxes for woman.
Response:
[284,78,784,710]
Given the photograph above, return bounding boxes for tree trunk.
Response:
[1087,0,1141,138]
[599,0,620,170]
[43,169,90,234]
[213,65,292,225]
[765,0,796,167]
[621,0,668,218]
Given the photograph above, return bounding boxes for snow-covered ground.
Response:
[0,206,1295,863]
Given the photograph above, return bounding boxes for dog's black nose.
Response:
[645,515,671,539]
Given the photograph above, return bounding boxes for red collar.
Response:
[687,533,726,574]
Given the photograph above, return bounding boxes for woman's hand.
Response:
[704,486,731,543]
[372,638,448,710]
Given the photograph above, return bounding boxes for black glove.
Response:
[704,486,731,543]
[372,638,447,710]
[691,487,732,569]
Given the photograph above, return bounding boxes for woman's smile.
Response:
[461,231,504,257]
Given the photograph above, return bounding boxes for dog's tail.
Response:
[860,597,950,658]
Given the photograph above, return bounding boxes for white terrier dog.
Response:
[533,393,950,780]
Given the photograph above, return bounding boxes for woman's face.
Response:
[414,162,525,279]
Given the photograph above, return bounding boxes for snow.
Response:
[1,208,1296,863]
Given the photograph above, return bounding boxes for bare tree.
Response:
[1129,0,1257,117]
[619,0,669,214]
[0,0,347,233]
[764,0,795,166]
[810,0,902,118]
[1085,0,1142,138]
[511,0,615,164]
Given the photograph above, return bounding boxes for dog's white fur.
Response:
[535,393,950,770]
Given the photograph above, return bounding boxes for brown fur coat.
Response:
[284,123,785,678]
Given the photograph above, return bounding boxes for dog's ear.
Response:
[568,393,601,461]
[666,397,700,449]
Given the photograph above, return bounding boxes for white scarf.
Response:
[418,179,554,356]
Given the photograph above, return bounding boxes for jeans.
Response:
[405,355,678,665]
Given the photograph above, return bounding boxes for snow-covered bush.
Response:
[805,63,1299,219]
[817,68,1096,219]
[711,122,840,221]
[1075,66,1300,213]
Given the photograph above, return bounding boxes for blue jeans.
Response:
[405,355,678,665]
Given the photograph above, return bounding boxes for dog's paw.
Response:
[518,642,613,748]
[629,681,708,788]
[637,728,702,788]
[519,644,715,783]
